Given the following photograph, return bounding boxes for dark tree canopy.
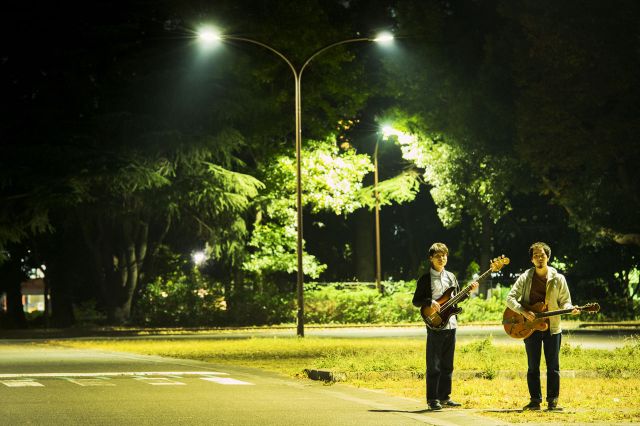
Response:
[1,0,638,326]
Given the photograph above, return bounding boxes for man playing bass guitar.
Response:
[412,242,479,411]
[506,242,579,412]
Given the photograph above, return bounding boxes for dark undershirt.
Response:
[530,271,547,305]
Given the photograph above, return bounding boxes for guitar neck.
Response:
[445,267,491,306]
[535,308,575,318]
[476,267,494,283]
[440,260,507,310]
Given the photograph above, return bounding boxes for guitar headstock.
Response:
[490,255,510,272]
[577,303,600,313]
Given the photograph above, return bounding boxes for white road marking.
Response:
[0,371,227,378]
[1,379,45,387]
[135,377,186,386]
[201,377,254,385]
[0,372,254,387]
[63,377,115,386]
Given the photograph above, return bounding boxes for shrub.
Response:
[304,281,510,324]
[304,281,421,324]
[230,289,296,325]
[457,285,510,323]
[134,260,226,327]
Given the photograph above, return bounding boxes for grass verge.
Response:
[50,334,640,424]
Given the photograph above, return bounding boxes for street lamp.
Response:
[373,132,383,294]
[372,125,399,294]
[198,28,394,337]
[192,250,207,266]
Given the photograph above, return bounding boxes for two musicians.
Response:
[414,241,577,412]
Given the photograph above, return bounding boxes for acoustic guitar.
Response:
[502,302,600,339]
[421,255,510,330]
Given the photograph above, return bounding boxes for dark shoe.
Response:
[428,400,442,411]
[440,399,462,407]
[547,400,563,411]
[522,401,541,411]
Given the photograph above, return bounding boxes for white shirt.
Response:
[430,268,457,329]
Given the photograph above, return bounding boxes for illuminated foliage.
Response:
[244,137,373,278]
[382,127,512,229]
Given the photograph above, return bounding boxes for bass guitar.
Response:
[421,255,510,330]
[502,302,600,339]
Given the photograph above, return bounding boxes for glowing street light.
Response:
[373,32,394,44]
[197,28,222,43]
[192,251,207,266]
[197,27,394,337]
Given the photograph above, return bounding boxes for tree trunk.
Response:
[352,209,374,281]
[49,282,75,328]
[104,219,147,325]
[110,303,132,325]
[0,254,28,328]
[44,260,76,328]
[478,214,493,297]
[4,283,27,328]
[226,267,245,325]
[83,214,150,325]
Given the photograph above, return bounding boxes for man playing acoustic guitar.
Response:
[506,242,579,411]
[412,242,479,411]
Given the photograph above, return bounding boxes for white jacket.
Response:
[506,266,573,335]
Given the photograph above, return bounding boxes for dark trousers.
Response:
[426,328,456,402]
[524,329,562,403]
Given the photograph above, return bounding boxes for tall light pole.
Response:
[373,133,383,294]
[198,28,393,337]
[376,125,401,293]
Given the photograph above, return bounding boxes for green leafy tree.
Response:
[1,120,263,325]
[75,126,263,324]
[383,0,639,301]
[503,0,640,248]
[376,119,514,292]
[244,138,373,279]
[377,1,521,284]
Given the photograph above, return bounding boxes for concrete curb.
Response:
[303,368,347,382]
[304,368,628,382]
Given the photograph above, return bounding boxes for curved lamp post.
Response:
[198,28,393,337]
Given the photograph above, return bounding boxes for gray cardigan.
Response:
[506,266,573,334]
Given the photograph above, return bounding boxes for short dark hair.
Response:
[428,242,449,258]
[529,242,551,259]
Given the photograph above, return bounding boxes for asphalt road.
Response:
[0,343,507,426]
[0,326,635,425]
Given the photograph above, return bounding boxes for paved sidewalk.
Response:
[313,382,513,426]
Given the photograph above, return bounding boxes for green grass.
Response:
[50,334,640,424]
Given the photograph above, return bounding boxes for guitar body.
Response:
[502,302,550,339]
[419,255,510,330]
[503,301,600,339]
[421,287,463,330]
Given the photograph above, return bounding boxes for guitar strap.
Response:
[544,271,552,308]
[447,270,460,306]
